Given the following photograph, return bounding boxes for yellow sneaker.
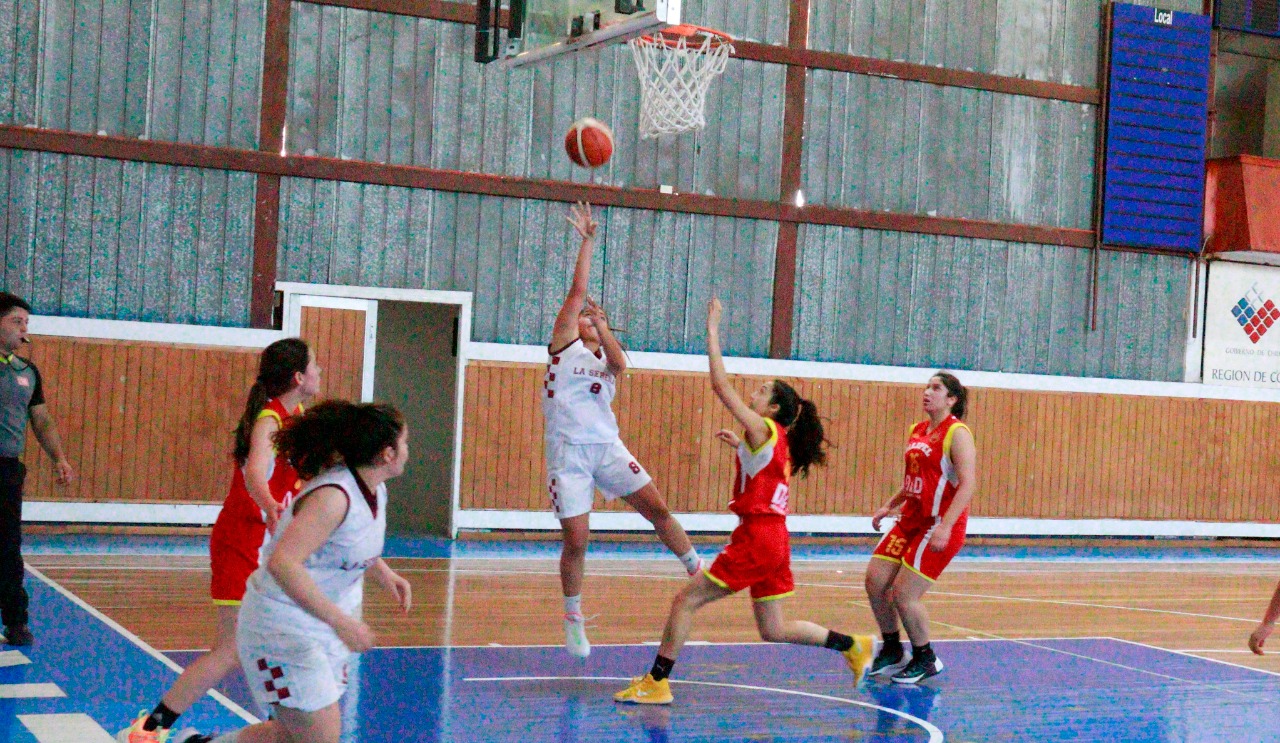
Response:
[115,712,170,743]
[842,635,876,686]
[613,673,673,705]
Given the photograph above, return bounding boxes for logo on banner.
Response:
[1230,283,1280,344]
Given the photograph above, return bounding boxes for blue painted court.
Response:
[12,537,1280,742]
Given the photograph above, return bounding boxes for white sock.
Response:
[564,594,583,618]
[678,548,701,574]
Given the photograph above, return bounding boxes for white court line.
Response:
[924,589,1258,624]
[918,618,1268,700]
[19,713,113,743]
[0,683,63,698]
[0,650,30,667]
[465,675,944,743]
[1107,637,1280,680]
[26,565,260,724]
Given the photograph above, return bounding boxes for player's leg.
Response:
[866,525,911,677]
[621,483,700,575]
[603,442,701,575]
[559,512,592,658]
[615,572,731,704]
[548,439,597,658]
[887,568,942,684]
[750,559,875,684]
[173,703,340,743]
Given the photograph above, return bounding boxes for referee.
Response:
[0,293,74,646]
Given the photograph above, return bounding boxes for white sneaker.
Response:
[564,613,591,658]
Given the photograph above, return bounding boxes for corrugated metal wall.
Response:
[0,0,1206,380]
[278,178,777,355]
[803,74,1095,227]
[794,224,1191,380]
[285,3,785,200]
[0,0,264,147]
[808,0,1203,87]
[0,148,256,325]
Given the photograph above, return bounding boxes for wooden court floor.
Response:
[28,550,1280,675]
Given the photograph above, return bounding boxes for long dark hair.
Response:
[933,371,968,419]
[769,380,828,478]
[272,400,405,480]
[233,338,311,466]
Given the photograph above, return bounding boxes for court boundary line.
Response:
[359,636,1095,650]
[1106,636,1280,680]
[26,565,260,724]
[463,674,944,743]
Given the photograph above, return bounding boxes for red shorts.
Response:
[871,514,966,582]
[208,512,269,604]
[705,516,794,602]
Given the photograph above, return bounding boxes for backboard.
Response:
[475,0,681,66]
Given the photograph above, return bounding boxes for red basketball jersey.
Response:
[899,415,970,527]
[222,398,303,521]
[729,418,792,517]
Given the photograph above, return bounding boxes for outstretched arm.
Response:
[1250,578,1280,654]
[584,297,627,376]
[550,202,597,352]
[706,298,770,449]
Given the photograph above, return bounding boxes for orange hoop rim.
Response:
[637,24,734,49]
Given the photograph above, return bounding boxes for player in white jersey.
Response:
[173,401,412,743]
[547,203,702,659]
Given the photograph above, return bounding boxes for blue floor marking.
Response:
[0,569,250,741]
[168,639,1280,742]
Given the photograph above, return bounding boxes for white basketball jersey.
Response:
[542,338,620,444]
[241,464,387,635]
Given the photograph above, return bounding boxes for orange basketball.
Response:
[564,117,614,169]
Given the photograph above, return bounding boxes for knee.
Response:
[757,622,786,643]
[865,573,889,600]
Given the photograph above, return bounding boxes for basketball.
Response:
[564,117,614,168]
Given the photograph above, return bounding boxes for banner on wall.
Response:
[1205,261,1280,388]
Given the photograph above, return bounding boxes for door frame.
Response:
[277,283,473,537]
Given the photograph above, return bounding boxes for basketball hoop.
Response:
[629,25,734,139]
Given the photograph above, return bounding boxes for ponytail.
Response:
[769,380,829,478]
[233,338,311,465]
[933,371,968,420]
[273,400,404,480]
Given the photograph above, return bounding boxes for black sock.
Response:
[144,702,181,732]
[882,630,902,649]
[823,630,854,652]
[649,654,676,682]
[913,643,935,662]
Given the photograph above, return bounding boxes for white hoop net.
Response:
[629,27,734,139]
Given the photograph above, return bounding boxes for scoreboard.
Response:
[1216,0,1280,37]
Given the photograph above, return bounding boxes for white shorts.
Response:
[238,624,352,713]
[546,439,651,520]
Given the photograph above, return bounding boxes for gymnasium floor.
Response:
[8,535,1280,742]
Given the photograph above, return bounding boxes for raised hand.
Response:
[714,429,741,448]
[707,297,723,330]
[567,201,597,240]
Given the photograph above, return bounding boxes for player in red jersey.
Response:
[864,372,976,685]
[614,298,874,705]
[118,338,321,743]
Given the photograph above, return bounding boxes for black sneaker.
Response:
[891,654,943,685]
[4,625,32,646]
[868,643,906,677]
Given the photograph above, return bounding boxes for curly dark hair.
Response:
[272,400,404,480]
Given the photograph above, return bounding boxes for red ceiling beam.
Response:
[0,124,1097,249]
[250,0,293,329]
[770,0,811,360]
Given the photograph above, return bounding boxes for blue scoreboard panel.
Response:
[1215,0,1280,37]
[1100,4,1211,252]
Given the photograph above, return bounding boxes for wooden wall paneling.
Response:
[117,343,142,503]
[471,364,491,510]
[1158,398,1174,521]
[459,363,479,510]
[498,361,521,509]
[69,340,94,501]
[527,363,546,510]
[95,341,120,502]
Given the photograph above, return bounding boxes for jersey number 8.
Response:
[590,382,602,394]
